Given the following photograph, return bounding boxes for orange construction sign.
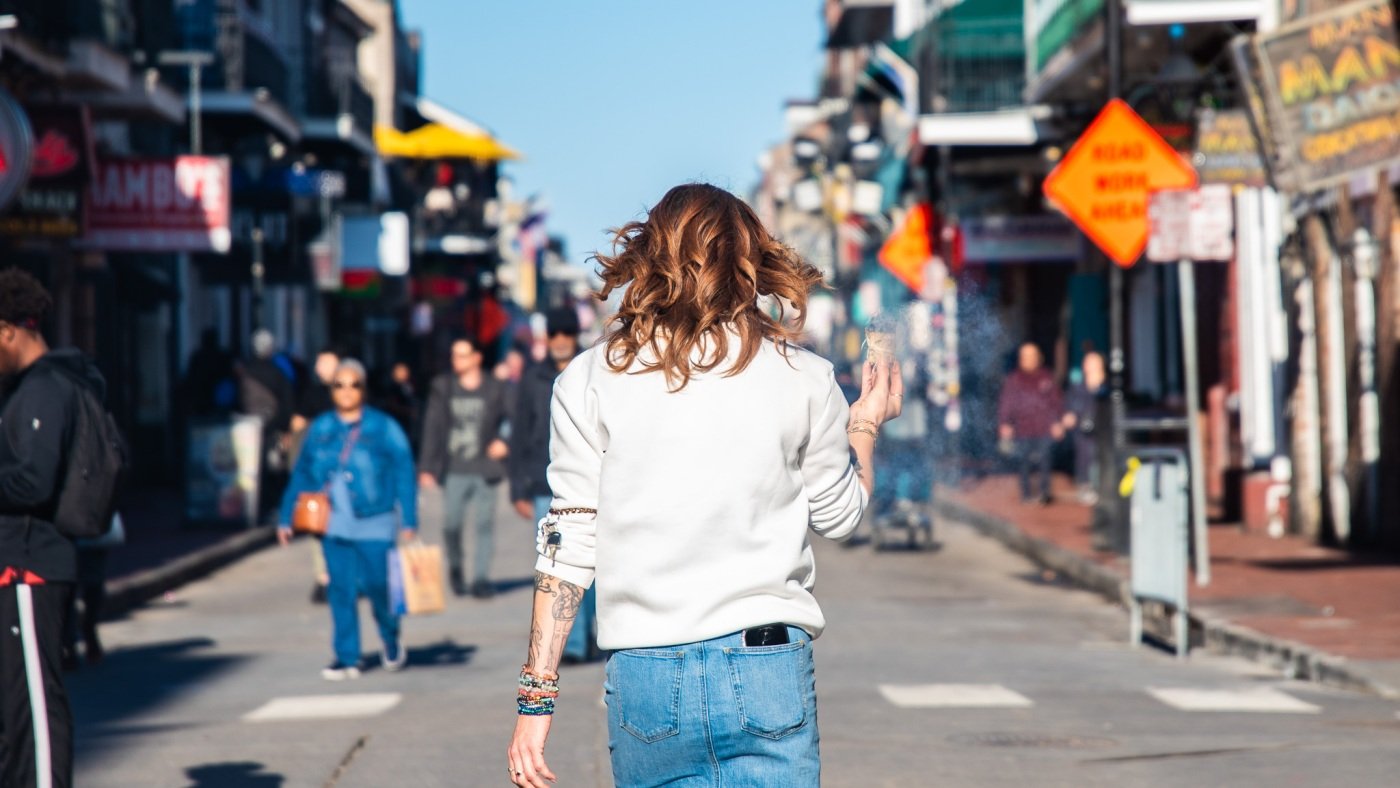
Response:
[879,203,934,292]
[1043,99,1198,268]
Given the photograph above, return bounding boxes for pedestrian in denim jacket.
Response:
[278,359,418,681]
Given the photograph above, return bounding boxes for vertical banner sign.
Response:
[1043,99,1199,267]
[0,107,94,239]
[1254,0,1400,192]
[1147,185,1237,263]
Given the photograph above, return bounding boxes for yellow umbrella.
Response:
[374,123,522,161]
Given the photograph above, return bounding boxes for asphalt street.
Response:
[68,490,1400,787]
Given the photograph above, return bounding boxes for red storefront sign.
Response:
[83,156,231,253]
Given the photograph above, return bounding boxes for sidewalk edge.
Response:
[103,526,278,619]
[933,495,1400,701]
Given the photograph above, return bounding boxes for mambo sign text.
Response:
[1256,0,1400,191]
[82,156,231,253]
[1043,99,1197,267]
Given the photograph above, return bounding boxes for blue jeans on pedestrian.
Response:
[605,626,819,787]
[322,536,399,667]
[535,496,596,660]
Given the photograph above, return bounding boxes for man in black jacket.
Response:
[0,268,97,787]
[508,307,596,661]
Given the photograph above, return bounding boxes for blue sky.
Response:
[400,1,823,264]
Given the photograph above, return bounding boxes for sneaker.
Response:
[450,570,469,597]
[310,583,328,605]
[382,642,407,673]
[471,579,496,599]
[321,662,361,681]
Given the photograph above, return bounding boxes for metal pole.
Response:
[190,62,203,156]
[251,227,266,331]
[1107,0,1125,453]
[1178,260,1210,585]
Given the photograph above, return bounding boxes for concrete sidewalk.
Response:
[934,474,1400,699]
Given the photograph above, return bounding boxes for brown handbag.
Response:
[291,424,360,536]
[292,492,331,535]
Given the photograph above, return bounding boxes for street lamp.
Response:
[157,50,215,155]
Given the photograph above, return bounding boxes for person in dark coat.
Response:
[508,307,597,661]
[1063,351,1107,504]
[997,343,1064,504]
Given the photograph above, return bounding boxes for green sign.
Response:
[1033,0,1104,71]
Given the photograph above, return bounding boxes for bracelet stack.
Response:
[517,665,560,716]
[847,418,878,441]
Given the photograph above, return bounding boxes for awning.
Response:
[1125,0,1263,25]
[200,90,301,142]
[375,123,521,161]
[918,107,1053,147]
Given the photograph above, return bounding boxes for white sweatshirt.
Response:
[536,337,867,651]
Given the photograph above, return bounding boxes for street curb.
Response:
[103,526,278,619]
[932,494,1400,701]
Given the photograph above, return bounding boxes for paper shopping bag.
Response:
[396,543,446,615]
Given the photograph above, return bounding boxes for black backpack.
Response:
[53,376,129,539]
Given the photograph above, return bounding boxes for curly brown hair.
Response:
[0,267,52,328]
[593,184,825,391]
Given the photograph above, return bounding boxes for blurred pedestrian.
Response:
[419,336,510,598]
[378,361,420,448]
[63,513,125,670]
[277,359,418,681]
[508,306,597,662]
[0,268,109,787]
[1064,351,1107,505]
[180,328,237,417]
[242,329,296,520]
[288,347,340,605]
[506,184,901,788]
[997,343,1064,504]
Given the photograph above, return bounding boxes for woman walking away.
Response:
[277,359,418,680]
[506,183,901,787]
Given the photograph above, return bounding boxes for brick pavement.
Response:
[938,474,1400,666]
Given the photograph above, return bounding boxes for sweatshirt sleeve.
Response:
[0,381,70,513]
[534,362,603,588]
[801,370,867,541]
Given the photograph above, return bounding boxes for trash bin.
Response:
[1126,448,1190,658]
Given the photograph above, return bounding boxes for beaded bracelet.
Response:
[518,666,561,716]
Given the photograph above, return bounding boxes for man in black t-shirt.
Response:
[419,336,510,598]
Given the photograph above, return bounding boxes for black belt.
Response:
[741,623,790,647]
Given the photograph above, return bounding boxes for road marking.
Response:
[878,684,1034,709]
[243,693,402,722]
[1147,687,1320,714]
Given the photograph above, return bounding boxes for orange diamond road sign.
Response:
[1043,99,1198,268]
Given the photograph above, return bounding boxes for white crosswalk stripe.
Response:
[1147,687,1320,713]
[243,693,403,722]
[878,683,1034,709]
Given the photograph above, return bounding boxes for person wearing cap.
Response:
[508,306,596,662]
[277,359,418,680]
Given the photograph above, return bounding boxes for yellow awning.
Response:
[374,123,522,162]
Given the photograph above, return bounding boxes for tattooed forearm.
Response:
[551,580,584,621]
[525,571,585,675]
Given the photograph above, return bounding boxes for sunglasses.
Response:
[332,381,364,390]
[547,330,579,338]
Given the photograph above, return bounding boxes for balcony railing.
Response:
[306,72,374,134]
[0,0,135,53]
[936,16,1027,114]
[166,0,289,104]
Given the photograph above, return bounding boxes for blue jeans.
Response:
[535,496,597,660]
[322,537,399,666]
[605,627,819,787]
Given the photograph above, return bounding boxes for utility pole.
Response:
[157,51,215,155]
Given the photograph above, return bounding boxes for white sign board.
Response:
[1147,185,1234,263]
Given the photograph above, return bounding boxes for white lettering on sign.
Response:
[90,158,227,214]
